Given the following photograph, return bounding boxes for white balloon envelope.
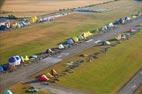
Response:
[8,55,21,66]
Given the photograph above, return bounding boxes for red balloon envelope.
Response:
[38,75,49,82]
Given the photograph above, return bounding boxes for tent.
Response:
[72,37,79,42]
[38,74,49,82]
[82,31,93,39]
[2,64,9,71]
[65,38,74,45]
[58,44,65,49]
[31,16,38,23]
[3,89,13,94]
[0,65,4,72]
[8,55,21,66]
[23,55,30,63]
[0,25,7,31]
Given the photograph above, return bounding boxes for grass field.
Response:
[134,86,142,94]
[57,32,142,94]
[0,0,141,64]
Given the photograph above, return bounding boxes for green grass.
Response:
[58,32,142,94]
[134,86,142,94]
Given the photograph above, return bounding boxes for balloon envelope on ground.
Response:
[65,38,74,45]
[0,65,4,72]
[58,44,65,49]
[8,55,21,66]
[38,74,49,82]
[3,89,13,94]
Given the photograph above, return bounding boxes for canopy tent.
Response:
[3,89,13,94]
[0,25,7,31]
[0,65,4,72]
[38,74,49,82]
[8,55,21,66]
